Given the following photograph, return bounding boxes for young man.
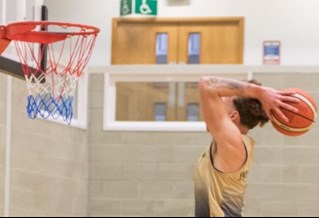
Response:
[195,77,299,217]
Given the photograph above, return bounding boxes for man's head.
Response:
[224,80,269,131]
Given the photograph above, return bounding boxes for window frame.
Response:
[103,65,251,132]
[99,65,319,132]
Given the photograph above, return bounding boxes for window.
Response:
[115,81,199,122]
[156,33,168,64]
[188,33,201,64]
[187,103,199,122]
[104,65,248,131]
[154,103,167,121]
[116,82,171,121]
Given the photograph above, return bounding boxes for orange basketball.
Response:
[272,88,318,136]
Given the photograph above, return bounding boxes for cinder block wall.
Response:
[88,74,211,216]
[1,72,318,216]
[246,125,319,217]
[0,76,90,216]
[245,73,319,217]
[88,73,319,217]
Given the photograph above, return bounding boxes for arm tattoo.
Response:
[208,77,251,95]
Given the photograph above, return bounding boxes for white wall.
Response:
[44,0,319,66]
[43,0,119,68]
[2,0,44,23]
[159,0,319,65]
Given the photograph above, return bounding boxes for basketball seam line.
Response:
[286,110,315,123]
[272,118,311,132]
[291,93,316,123]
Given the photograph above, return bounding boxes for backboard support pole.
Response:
[0,56,25,80]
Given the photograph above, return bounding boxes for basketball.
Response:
[271,88,318,136]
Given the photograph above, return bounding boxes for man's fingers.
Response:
[278,91,296,96]
[279,102,299,113]
[273,108,289,123]
[278,94,300,103]
[267,110,274,122]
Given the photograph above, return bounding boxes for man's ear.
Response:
[230,111,240,122]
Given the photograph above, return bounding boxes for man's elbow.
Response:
[199,77,210,89]
[199,77,223,101]
[199,77,218,92]
[198,77,208,94]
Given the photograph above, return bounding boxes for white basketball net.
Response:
[10,22,99,123]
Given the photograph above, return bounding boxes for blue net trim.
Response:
[27,94,74,124]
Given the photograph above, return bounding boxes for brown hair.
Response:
[232,80,269,129]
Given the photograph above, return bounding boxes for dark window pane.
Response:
[187,103,199,121]
[156,33,168,64]
[188,33,201,64]
[154,103,167,121]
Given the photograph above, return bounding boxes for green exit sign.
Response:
[135,0,157,16]
[120,0,157,16]
[120,0,133,16]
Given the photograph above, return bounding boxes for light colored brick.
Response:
[282,166,300,183]
[12,148,88,179]
[260,127,285,146]
[140,181,175,199]
[302,128,319,147]
[300,166,319,183]
[89,199,122,216]
[248,165,283,183]
[153,199,194,217]
[174,181,194,199]
[11,169,88,198]
[246,184,282,201]
[89,131,123,144]
[244,199,262,217]
[283,148,319,165]
[103,180,139,198]
[89,180,105,198]
[261,201,298,217]
[253,146,284,165]
[283,135,304,146]
[157,163,194,181]
[298,202,319,217]
[121,132,209,146]
[10,188,79,216]
[172,144,207,163]
[281,184,319,201]
[122,163,157,180]
[89,74,104,92]
[122,199,157,216]
[89,109,104,131]
[90,162,123,180]
[90,90,104,109]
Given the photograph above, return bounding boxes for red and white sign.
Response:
[263,41,281,65]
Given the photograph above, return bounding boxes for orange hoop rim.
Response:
[4,21,100,44]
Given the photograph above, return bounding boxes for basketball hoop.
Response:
[0,21,100,123]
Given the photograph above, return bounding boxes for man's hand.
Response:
[257,87,300,123]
